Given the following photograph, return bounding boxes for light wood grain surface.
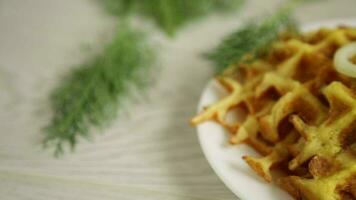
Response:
[1,0,356,199]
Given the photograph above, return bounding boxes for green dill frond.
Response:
[207,9,297,74]
[101,0,245,36]
[206,0,327,73]
[44,25,154,156]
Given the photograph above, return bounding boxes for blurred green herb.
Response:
[207,9,296,73]
[101,0,245,36]
[44,26,154,156]
[207,0,325,73]
[44,0,245,156]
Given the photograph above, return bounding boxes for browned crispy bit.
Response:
[308,155,340,178]
[278,177,305,200]
[336,175,356,200]
[279,168,356,200]
[291,164,312,179]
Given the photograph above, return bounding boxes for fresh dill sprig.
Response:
[101,0,245,36]
[207,0,327,73]
[44,25,154,156]
[44,0,244,156]
[207,9,296,73]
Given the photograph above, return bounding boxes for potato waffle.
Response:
[192,26,356,200]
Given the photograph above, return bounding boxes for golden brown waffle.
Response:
[191,26,356,200]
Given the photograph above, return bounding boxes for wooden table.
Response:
[1,0,355,199]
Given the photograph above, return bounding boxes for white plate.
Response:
[196,19,356,200]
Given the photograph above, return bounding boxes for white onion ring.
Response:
[334,42,356,78]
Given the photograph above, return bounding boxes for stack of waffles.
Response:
[192,27,356,200]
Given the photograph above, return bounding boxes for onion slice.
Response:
[334,42,356,78]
